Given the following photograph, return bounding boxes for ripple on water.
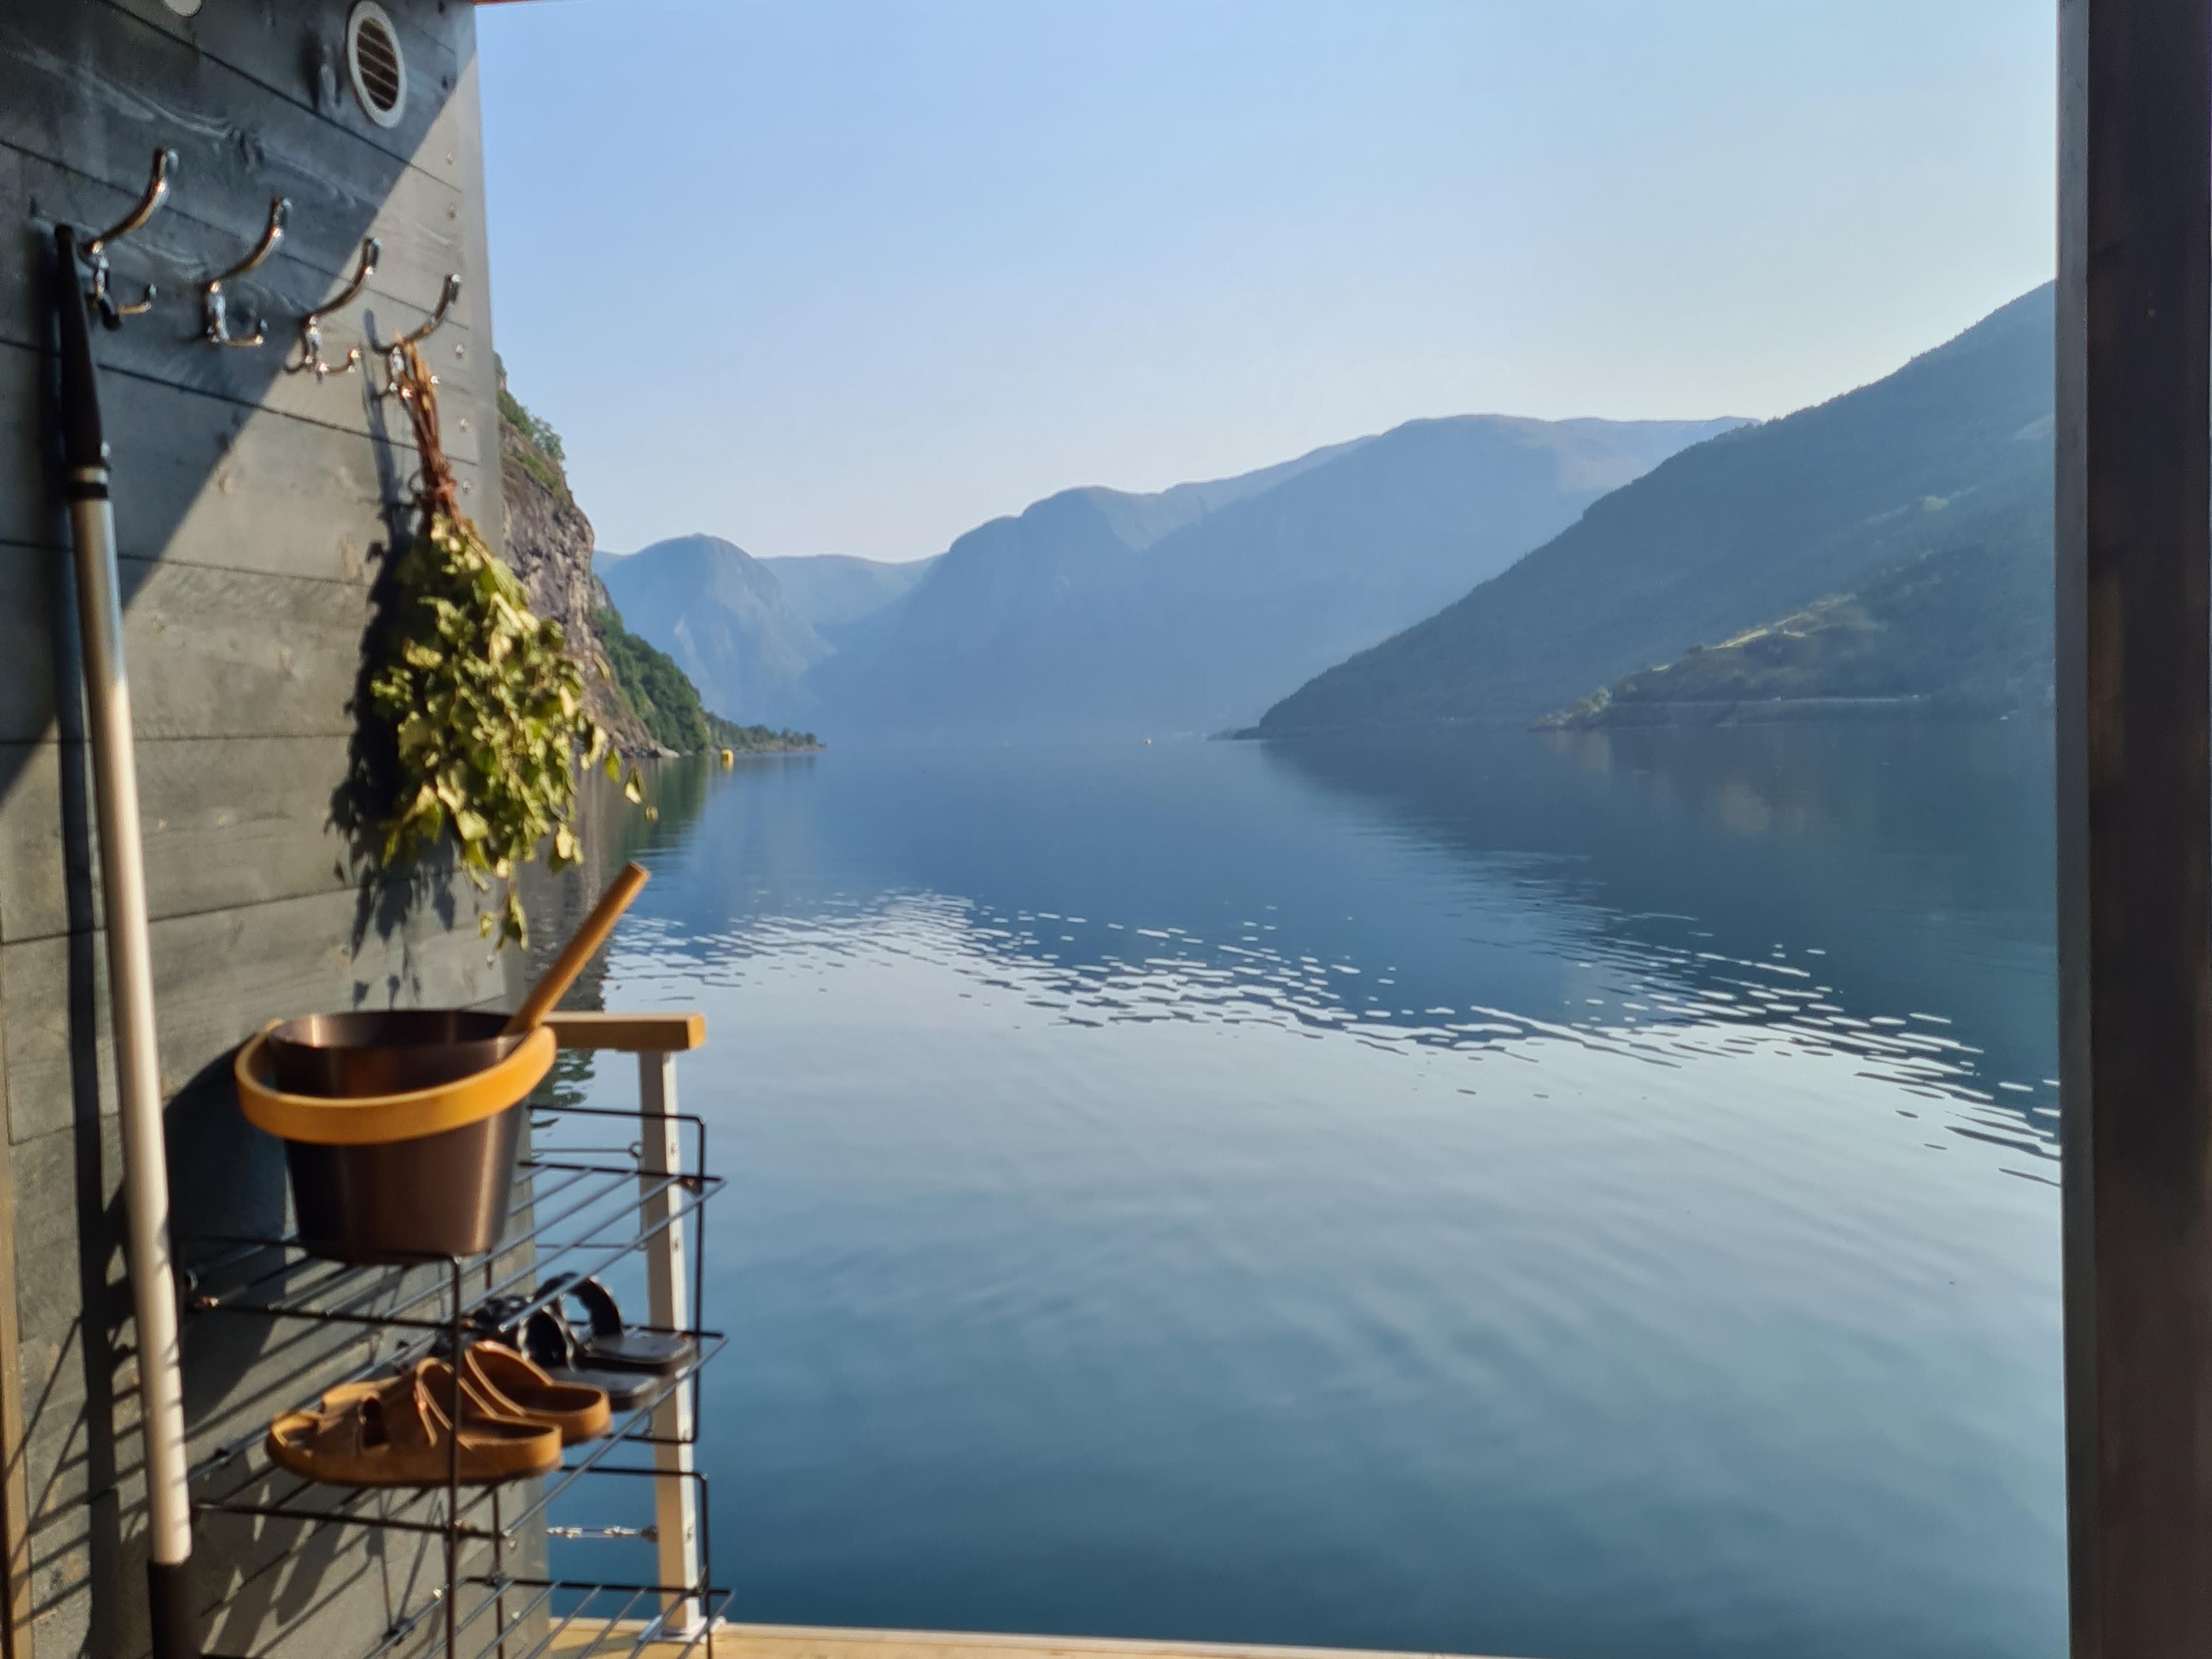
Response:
[606,888,2056,1181]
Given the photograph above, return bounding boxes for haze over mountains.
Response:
[598,284,2055,751]
[1261,285,2056,733]
[596,540,931,730]
[601,414,1740,745]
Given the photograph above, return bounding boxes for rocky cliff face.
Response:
[498,393,660,755]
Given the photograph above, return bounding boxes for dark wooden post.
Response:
[2057,0,2212,1653]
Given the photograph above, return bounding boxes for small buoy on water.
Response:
[719,748,735,766]
[1144,737,1152,746]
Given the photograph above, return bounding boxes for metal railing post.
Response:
[638,1048,703,1632]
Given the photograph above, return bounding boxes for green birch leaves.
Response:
[368,510,634,948]
[365,344,645,949]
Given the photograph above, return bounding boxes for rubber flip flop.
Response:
[463,1289,657,1411]
[561,1275,695,1376]
[269,1358,561,1487]
[513,1304,660,1412]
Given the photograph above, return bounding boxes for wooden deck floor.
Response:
[548,1624,1506,1659]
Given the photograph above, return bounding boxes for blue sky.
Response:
[479,2,2054,563]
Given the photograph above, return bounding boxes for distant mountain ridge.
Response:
[760,554,935,635]
[594,538,921,731]
[800,413,1741,745]
[596,415,1740,745]
[1259,286,2056,734]
[499,366,816,756]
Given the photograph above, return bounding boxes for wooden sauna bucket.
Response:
[235,1012,555,1264]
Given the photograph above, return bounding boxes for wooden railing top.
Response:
[546,1012,707,1053]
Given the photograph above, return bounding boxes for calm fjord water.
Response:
[560,728,2061,1659]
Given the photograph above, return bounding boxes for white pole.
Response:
[638,1049,702,1633]
[56,217,198,1659]
[68,483,196,1639]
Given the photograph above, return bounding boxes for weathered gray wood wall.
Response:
[0,2,524,1655]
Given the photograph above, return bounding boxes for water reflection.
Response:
[556,725,2063,1659]
[611,727,2058,1174]
[1269,725,2059,1168]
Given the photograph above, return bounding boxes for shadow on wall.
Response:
[0,2,506,1653]
[2,0,498,931]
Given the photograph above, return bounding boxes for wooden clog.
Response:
[460,1340,611,1445]
[268,1358,560,1487]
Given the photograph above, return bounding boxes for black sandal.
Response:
[559,1275,695,1376]
[517,1307,660,1411]
[467,1289,659,1410]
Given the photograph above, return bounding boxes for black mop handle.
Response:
[51,228,106,480]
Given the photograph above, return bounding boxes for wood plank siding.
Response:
[0,3,522,1656]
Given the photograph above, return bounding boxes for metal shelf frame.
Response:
[179,1033,726,1659]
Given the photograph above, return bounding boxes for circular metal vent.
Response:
[346,2,407,130]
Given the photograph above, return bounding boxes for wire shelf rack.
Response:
[180,1090,727,1659]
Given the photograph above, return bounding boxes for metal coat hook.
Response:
[76,147,176,328]
[371,272,462,397]
[291,236,380,381]
[202,196,289,349]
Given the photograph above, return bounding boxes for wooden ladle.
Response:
[504,862,651,1035]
